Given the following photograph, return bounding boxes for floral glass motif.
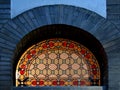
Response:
[16,38,100,87]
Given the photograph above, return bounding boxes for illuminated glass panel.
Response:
[16,38,100,86]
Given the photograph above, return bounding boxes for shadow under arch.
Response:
[13,24,108,88]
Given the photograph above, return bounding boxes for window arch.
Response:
[16,38,100,87]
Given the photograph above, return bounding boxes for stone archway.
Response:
[13,24,107,87]
[0,5,120,90]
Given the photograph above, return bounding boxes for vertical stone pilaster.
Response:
[107,1,120,90]
[0,0,10,28]
[107,0,120,31]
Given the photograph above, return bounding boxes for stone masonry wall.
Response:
[107,0,120,90]
[0,0,10,28]
[0,0,11,90]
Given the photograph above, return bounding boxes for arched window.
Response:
[16,38,100,87]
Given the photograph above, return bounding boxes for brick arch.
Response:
[13,24,108,86]
[0,5,120,89]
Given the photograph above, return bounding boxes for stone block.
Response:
[18,16,32,31]
[0,32,17,44]
[107,14,120,20]
[23,13,35,29]
[44,7,52,24]
[0,42,14,50]
[0,0,10,4]
[0,4,10,8]
[0,53,12,59]
[32,8,44,26]
[0,75,11,80]
[0,9,10,13]
[4,24,22,39]
[1,28,19,42]
[0,19,8,23]
[13,18,29,34]
[0,14,10,19]
[8,20,18,29]
[80,20,95,32]
[0,65,11,71]
[0,70,11,75]
[0,61,11,66]
[107,0,120,5]
[62,6,75,24]
[107,4,120,13]
[0,24,2,28]
[0,87,12,90]
[104,37,120,52]
[0,57,11,62]
[93,23,119,44]
[28,11,39,27]
[13,87,103,90]
[47,6,59,24]
[0,80,11,86]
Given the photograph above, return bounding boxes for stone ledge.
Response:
[13,86,105,90]
[0,0,10,4]
[107,0,120,5]
[0,4,10,9]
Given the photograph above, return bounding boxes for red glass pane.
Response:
[42,43,47,49]
[31,50,36,55]
[49,42,54,47]
[73,81,78,86]
[39,80,44,86]
[62,41,67,47]
[27,54,31,59]
[59,81,65,86]
[21,65,26,69]
[80,48,86,55]
[80,81,85,86]
[91,64,96,69]
[85,53,91,59]
[52,80,57,86]
[32,80,37,86]
[69,43,74,48]
[20,70,25,75]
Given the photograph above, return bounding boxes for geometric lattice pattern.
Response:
[16,38,100,87]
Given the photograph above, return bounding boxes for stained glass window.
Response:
[16,38,100,87]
